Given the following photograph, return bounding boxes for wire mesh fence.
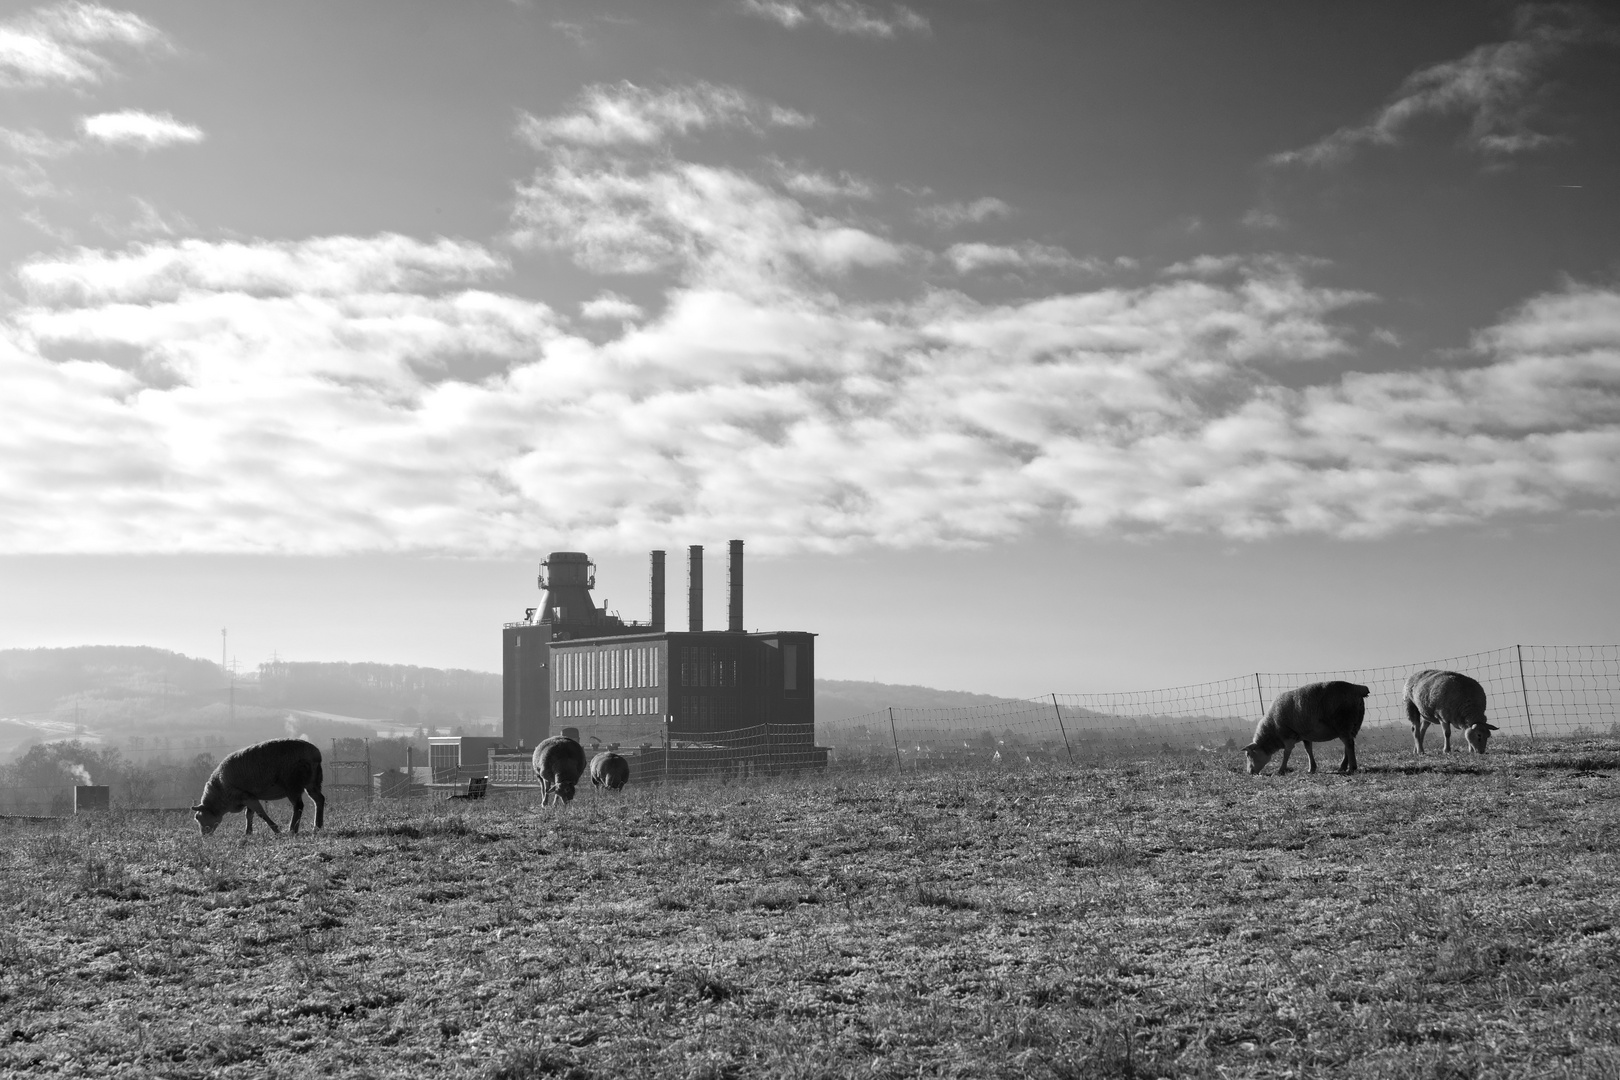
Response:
[818,644,1620,769]
[3,645,1616,812]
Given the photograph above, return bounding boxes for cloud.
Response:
[9,209,1618,558]
[580,292,643,321]
[776,166,876,200]
[0,125,77,159]
[0,126,74,196]
[945,242,1097,275]
[0,2,166,89]
[1269,4,1609,167]
[517,82,811,149]
[79,109,203,150]
[511,154,905,282]
[740,0,930,39]
[916,197,1012,229]
[19,234,507,303]
[6,76,1619,557]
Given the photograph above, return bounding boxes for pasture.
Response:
[3,741,1619,1079]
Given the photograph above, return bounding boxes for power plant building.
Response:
[502,542,821,770]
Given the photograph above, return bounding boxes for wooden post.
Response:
[888,707,903,772]
[1051,694,1074,763]
[1516,644,1537,743]
[1254,673,1267,720]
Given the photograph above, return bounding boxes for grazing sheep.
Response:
[192,738,325,836]
[590,751,630,791]
[1243,681,1370,776]
[1404,669,1497,754]
[533,735,588,806]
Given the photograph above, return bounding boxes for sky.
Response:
[0,0,1617,696]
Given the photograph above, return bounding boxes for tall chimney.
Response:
[649,550,665,632]
[728,539,744,632]
[687,545,703,632]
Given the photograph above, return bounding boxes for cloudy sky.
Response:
[1,0,1617,694]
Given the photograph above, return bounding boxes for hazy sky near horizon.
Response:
[1,1,1617,694]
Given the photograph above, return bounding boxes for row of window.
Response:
[554,645,660,692]
[555,695,662,718]
[679,645,739,688]
[675,695,739,729]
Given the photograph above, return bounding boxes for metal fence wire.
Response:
[3,645,1617,810]
[817,644,1620,767]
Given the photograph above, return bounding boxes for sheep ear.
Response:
[191,804,204,812]
[1241,743,1260,752]
[1485,723,1499,730]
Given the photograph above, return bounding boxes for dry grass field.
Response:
[3,740,1619,1079]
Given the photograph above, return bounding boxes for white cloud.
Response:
[0,126,77,159]
[511,155,905,282]
[776,166,876,200]
[916,197,1012,229]
[518,81,811,149]
[740,0,930,39]
[945,242,1096,275]
[1270,5,1608,167]
[0,2,166,89]
[79,110,203,150]
[20,234,507,303]
[8,215,1617,558]
[6,83,1619,557]
[580,292,643,321]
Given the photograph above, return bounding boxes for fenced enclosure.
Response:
[818,643,1620,769]
[2,644,1616,813]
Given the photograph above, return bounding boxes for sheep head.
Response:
[1241,743,1272,775]
[192,803,225,835]
[1465,722,1498,754]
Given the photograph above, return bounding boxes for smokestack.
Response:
[687,545,703,632]
[649,550,666,632]
[728,539,744,632]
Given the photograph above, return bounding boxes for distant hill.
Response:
[257,661,500,724]
[815,679,1020,723]
[0,647,500,759]
[0,645,1019,757]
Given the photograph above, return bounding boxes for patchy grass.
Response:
[3,741,1619,1078]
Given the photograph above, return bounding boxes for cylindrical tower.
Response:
[688,545,703,632]
[649,550,666,631]
[727,539,744,632]
[538,552,597,627]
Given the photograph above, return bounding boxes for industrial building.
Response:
[501,542,823,774]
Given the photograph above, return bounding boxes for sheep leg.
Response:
[1338,738,1358,774]
[244,810,253,836]
[243,797,281,834]
[311,789,325,829]
[1303,742,1319,774]
[1407,700,1424,753]
[289,793,304,834]
[1441,722,1454,753]
[1277,742,1295,774]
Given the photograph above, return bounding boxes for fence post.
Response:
[1254,673,1267,720]
[888,707,903,772]
[1516,644,1537,744]
[1050,693,1074,763]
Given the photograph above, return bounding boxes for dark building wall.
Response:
[502,623,554,749]
[664,631,815,742]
